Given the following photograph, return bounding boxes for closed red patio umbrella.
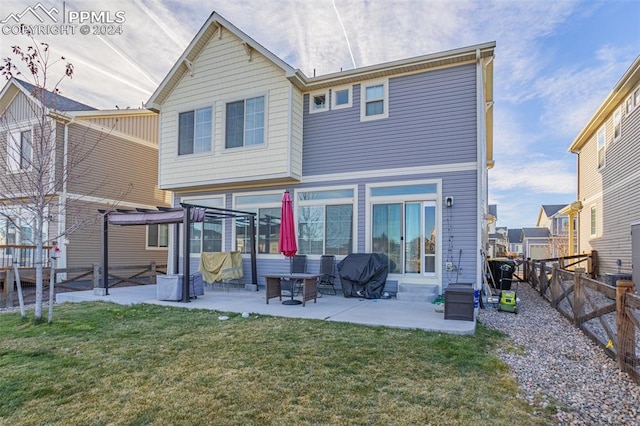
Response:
[278,190,297,257]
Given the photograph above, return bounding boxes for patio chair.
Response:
[282,254,307,296]
[318,255,337,295]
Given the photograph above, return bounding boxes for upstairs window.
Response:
[7,129,32,172]
[309,90,329,114]
[360,79,389,121]
[596,126,605,168]
[178,107,212,155]
[225,96,265,148]
[331,86,352,110]
[613,108,621,140]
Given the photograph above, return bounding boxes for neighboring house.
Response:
[0,78,170,270]
[567,55,640,279]
[488,226,508,258]
[507,228,523,258]
[521,227,551,260]
[146,12,495,294]
[536,204,570,258]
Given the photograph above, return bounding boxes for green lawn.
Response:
[0,302,554,425]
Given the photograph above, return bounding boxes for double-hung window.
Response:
[225,96,265,148]
[178,107,212,155]
[147,224,169,249]
[297,188,355,255]
[596,126,605,168]
[360,79,389,121]
[613,108,621,140]
[7,129,32,172]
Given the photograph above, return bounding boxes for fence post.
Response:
[551,264,560,308]
[4,269,14,308]
[92,263,106,296]
[538,261,547,295]
[588,250,598,278]
[616,280,636,375]
[573,268,586,326]
[150,261,157,284]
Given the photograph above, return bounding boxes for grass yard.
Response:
[0,302,554,425]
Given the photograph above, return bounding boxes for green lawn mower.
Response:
[497,289,518,313]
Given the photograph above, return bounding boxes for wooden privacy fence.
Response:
[526,258,639,384]
[0,262,166,308]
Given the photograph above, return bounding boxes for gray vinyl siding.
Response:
[2,91,37,122]
[593,104,640,276]
[175,166,479,289]
[302,64,477,175]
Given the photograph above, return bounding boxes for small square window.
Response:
[331,85,352,110]
[309,90,329,114]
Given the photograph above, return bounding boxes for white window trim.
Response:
[596,126,606,169]
[181,195,226,256]
[146,223,169,250]
[590,205,597,237]
[294,184,358,259]
[176,104,213,157]
[232,190,283,258]
[613,107,622,141]
[6,126,34,173]
[309,89,330,114]
[331,85,353,110]
[360,78,389,122]
[222,92,268,150]
[364,179,441,282]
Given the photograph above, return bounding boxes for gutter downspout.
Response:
[57,121,70,278]
[475,48,486,290]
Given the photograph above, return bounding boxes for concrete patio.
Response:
[56,285,477,335]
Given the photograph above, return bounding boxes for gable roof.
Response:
[14,78,95,111]
[522,227,551,238]
[0,78,96,117]
[508,228,522,244]
[146,11,495,110]
[569,55,640,153]
[542,204,568,217]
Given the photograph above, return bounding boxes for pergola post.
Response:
[250,214,258,290]
[182,205,191,303]
[101,212,109,296]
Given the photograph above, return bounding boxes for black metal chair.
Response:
[318,255,336,295]
[282,254,307,296]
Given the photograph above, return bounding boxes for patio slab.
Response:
[56,285,476,335]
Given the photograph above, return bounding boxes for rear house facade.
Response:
[147,12,495,294]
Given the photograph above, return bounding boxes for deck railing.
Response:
[0,245,54,270]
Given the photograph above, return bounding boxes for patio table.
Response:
[263,273,319,306]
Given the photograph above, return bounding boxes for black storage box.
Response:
[444,284,474,321]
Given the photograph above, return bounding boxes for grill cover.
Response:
[337,253,389,299]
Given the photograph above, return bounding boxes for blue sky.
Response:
[2,0,639,229]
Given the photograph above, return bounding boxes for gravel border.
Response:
[478,283,640,425]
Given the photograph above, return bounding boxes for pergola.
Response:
[101,203,257,302]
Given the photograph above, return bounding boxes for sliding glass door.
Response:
[372,201,437,276]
